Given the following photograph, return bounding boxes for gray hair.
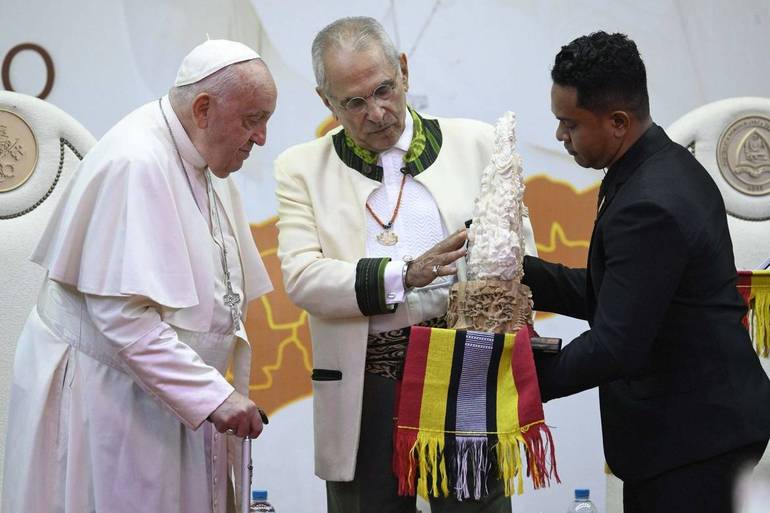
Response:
[169,58,260,106]
[311,17,400,93]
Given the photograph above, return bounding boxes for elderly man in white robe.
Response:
[1,40,276,513]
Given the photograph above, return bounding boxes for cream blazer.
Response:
[274,116,536,481]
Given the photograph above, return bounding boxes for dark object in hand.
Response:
[531,337,562,354]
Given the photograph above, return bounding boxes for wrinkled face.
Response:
[551,83,620,170]
[202,62,277,177]
[319,46,409,153]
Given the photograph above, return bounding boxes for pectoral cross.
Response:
[223,279,241,330]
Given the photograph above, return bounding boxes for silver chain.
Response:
[158,98,241,332]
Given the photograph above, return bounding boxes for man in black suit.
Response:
[524,31,770,512]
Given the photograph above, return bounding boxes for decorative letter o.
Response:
[2,43,55,100]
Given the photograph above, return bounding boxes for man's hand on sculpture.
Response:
[405,229,468,289]
[210,390,265,438]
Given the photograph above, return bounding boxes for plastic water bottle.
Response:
[250,490,275,512]
[567,488,598,513]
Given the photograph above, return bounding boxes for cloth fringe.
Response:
[394,428,418,496]
[452,436,490,500]
[751,288,770,358]
[394,422,559,499]
[521,422,560,489]
[416,431,450,499]
[497,422,560,496]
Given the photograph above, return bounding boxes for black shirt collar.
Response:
[598,123,671,213]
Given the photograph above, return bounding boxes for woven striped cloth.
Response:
[738,270,770,358]
[393,325,558,500]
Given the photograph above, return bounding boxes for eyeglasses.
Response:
[339,80,397,114]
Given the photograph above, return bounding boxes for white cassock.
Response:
[1,95,272,513]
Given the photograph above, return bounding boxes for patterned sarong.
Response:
[738,270,770,358]
[393,325,558,500]
[366,317,448,380]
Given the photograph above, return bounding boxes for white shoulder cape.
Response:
[31,98,272,330]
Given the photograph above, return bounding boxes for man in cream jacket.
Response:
[274,17,535,513]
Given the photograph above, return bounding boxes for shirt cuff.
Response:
[383,260,407,305]
[355,257,398,316]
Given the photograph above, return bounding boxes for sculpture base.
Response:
[447,280,533,333]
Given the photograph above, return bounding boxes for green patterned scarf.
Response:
[344,106,426,165]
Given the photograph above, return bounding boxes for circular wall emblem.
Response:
[717,115,770,196]
[0,109,38,193]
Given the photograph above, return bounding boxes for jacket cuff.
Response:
[355,257,398,316]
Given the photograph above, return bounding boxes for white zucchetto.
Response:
[174,39,261,87]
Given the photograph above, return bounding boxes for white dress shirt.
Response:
[366,112,450,333]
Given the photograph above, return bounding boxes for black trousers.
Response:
[326,372,512,513]
[623,439,769,513]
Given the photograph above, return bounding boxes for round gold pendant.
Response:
[376,229,398,246]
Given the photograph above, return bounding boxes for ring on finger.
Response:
[224,428,236,435]
[431,264,440,277]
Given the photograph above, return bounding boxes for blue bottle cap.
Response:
[252,490,268,501]
[575,489,590,499]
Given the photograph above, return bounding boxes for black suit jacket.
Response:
[524,124,770,481]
